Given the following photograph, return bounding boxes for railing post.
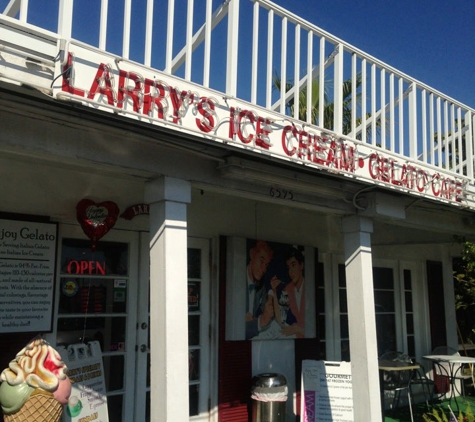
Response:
[468,111,475,180]
[409,81,418,159]
[226,0,240,97]
[333,43,344,134]
[58,0,73,39]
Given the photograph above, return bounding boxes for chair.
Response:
[409,363,435,408]
[431,346,473,397]
[380,352,416,413]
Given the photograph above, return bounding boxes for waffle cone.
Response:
[3,390,63,422]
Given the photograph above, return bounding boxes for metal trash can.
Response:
[251,373,287,422]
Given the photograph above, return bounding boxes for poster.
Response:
[0,218,57,332]
[225,237,316,341]
[301,360,353,422]
[60,341,109,422]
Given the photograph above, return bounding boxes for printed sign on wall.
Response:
[225,237,317,341]
[0,218,57,332]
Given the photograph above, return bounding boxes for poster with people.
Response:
[225,237,316,341]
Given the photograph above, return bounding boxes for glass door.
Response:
[134,236,211,421]
[54,224,139,422]
[187,238,211,420]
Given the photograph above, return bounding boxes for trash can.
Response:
[251,373,287,422]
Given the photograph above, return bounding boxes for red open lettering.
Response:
[67,260,106,275]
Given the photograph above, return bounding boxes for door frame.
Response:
[134,235,212,421]
[51,223,139,422]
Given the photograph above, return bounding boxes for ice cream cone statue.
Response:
[0,338,71,422]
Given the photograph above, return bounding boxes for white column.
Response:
[341,216,382,422]
[145,176,191,422]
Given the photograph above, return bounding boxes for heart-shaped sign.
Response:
[76,199,119,251]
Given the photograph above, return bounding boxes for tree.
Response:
[453,236,475,344]
[273,72,371,137]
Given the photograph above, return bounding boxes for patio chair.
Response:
[409,363,435,408]
[380,351,416,414]
[432,346,473,397]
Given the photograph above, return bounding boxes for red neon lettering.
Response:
[328,140,348,169]
[343,144,356,172]
[312,136,328,166]
[431,173,441,196]
[404,166,412,189]
[281,125,297,156]
[196,97,216,133]
[416,169,428,192]
[455,181,463,202]
[66,260,107,275]
[169,88,194,124]
[87,63,116,105]
[236,110,256,144]
[80,261,89,274]
[369,153,379,179]
[143,79,168,119]
[440,178,459,200]
[67,261,79,274]
[118,70,143,113]
[95,261,106,275]
[298,130,311,159]
[229,107,237,139]
[255,117,272,149]
[390,161,402,186]
[61,53,85,97]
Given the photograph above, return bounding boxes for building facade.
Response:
[0,1,474,421]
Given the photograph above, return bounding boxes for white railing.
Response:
[1,0,474,180]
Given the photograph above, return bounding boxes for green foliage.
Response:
[454,236,475,344]
[423,403,474,421]
[272,71,377,138]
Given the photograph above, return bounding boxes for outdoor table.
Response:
[423,354,475,410]
[378,360,420,372]
[378,360,420,422]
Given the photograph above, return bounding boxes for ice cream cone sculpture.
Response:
[0,338,72,422]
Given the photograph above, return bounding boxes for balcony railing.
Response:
[1,0,474,183]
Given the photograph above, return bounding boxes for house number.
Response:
[269,187,294,200]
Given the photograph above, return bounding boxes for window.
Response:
[338,264,414,359]
[57,238,129,422]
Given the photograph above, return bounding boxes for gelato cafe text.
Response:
[60,51,465,205]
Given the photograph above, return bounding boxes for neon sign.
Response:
[57,49,468,207]
[67,260,106,275]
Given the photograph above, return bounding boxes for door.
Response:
[54,224,139,422]
[337,258,428,360]
[134,236,211,421]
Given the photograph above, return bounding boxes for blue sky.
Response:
[272,0,475,109]
[1,0,473,109]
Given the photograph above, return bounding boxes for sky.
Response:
[271,0,475,109]
[0,0,473,109]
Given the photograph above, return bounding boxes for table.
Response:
[379,360,420,372]
[378,360,420,422]
[423,355,475,410]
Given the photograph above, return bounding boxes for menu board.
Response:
[0,218,57,332]
[301,360,354,422]
[59,341,109,422]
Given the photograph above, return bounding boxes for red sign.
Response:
[67,260,106,275]
[56,47,470,209]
